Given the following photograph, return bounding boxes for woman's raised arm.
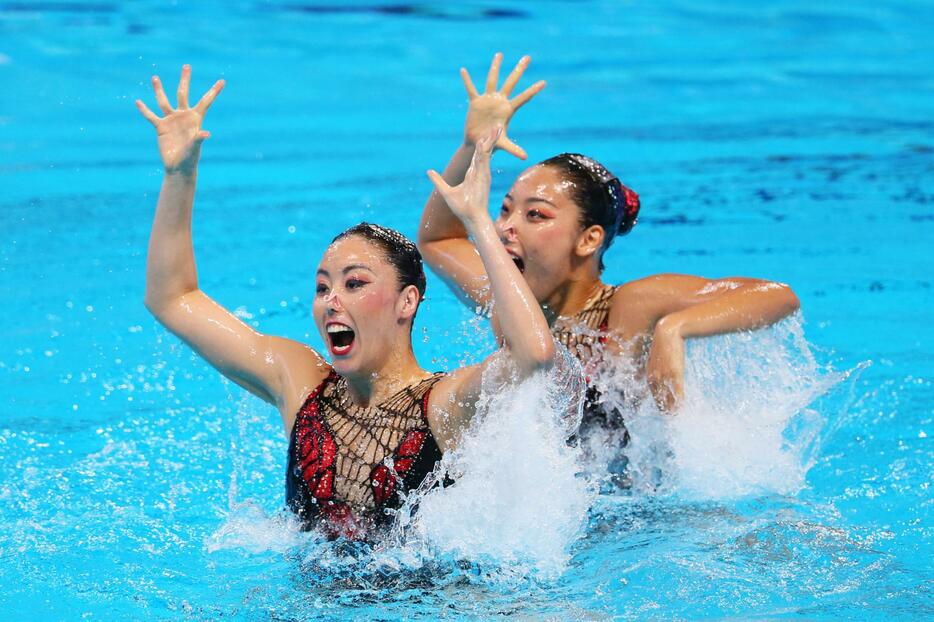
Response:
[425,130,560,450]
[138,66,326,420]
[417,53,545,309]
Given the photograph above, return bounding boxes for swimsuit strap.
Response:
[416,373,445,422]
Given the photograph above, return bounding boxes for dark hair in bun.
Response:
[332,223,427,302]
[540,153,640,270]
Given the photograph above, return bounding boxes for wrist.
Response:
[164,164,198,181]
[463,213,496,239]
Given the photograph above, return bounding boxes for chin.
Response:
[329,357,358,377]
[524,274,551,305]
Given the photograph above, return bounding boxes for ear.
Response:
[396,284,421,323]
[574,225,605,259]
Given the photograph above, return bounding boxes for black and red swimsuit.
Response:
[285,370,444,539]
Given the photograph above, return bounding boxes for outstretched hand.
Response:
[461,53,545,160]
[136,65,224,175]
[427,127,500,226]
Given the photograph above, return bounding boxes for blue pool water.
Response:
[2,1,932,619]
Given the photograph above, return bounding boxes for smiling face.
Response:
[495,164,603,304]
[313,235,417,378]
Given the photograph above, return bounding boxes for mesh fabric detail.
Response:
[286,371,444,537]
[551,283,618,363]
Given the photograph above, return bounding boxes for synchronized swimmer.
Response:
[137,66,561,540]
[137,55,800,540]
[417,53,800,443]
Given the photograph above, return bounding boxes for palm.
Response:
[460,53,545,160]
[155,109,206,171]
[428,131,497,223]
[465,93,513,144]
[135,65,224,174]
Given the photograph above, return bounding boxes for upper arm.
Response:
[426,334,558,453]
[418,238,492,310]
[146,289,327,411]
[607,273,798,342]
[607,274,706,341]
[426,364,484,453]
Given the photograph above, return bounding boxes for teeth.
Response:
[326,324,352,334]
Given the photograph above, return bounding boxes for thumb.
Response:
[475,125,501,152]
[427,169,452,196]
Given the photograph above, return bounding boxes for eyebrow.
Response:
[316,264,375,278]
[504,193,557,208]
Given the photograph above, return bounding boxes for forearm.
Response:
[657,281,799,340]
[418,142,476,246]
[466,217,554,370]
[144,171,201,312]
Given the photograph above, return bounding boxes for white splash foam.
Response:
[205,500,306,554]
[389,348,593,578]
[593,314,851,499]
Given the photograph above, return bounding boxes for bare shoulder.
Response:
[266,336,332,423]
[426,364,482,453]
[266,335,328,370]
[610,273,688,310]
[608,274,709,337]
[614,273,709,299]
[429,365,481,414]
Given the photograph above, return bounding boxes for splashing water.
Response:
[205,501,305,555]
[204,315,851,593]
[205,347,592,582]
[388,347,593,580]
[592,314,852,499]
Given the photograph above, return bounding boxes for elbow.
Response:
[415,235,438,267]
[746,281,799,326]
[143,262,201,316]
[415,221,437,253]
[533,341,556,370]
[776,282,800,316]
[143,290,160,315]
[144,287,193,320]
[415,224,430,249]
[520,336,557,374]
[143,290,168,320]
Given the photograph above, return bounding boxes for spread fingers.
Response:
[176,64,191,109]
[151,75,173,114]
[500,55,530,96]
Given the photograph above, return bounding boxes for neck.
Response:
[342,342,427,407]
[541,268,605,324]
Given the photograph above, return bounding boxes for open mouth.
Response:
[505,248,525,273]
[510,254,525,273]
[326,323,356,356]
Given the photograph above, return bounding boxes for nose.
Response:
[324,291,343,314]
[496,213,519,244]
